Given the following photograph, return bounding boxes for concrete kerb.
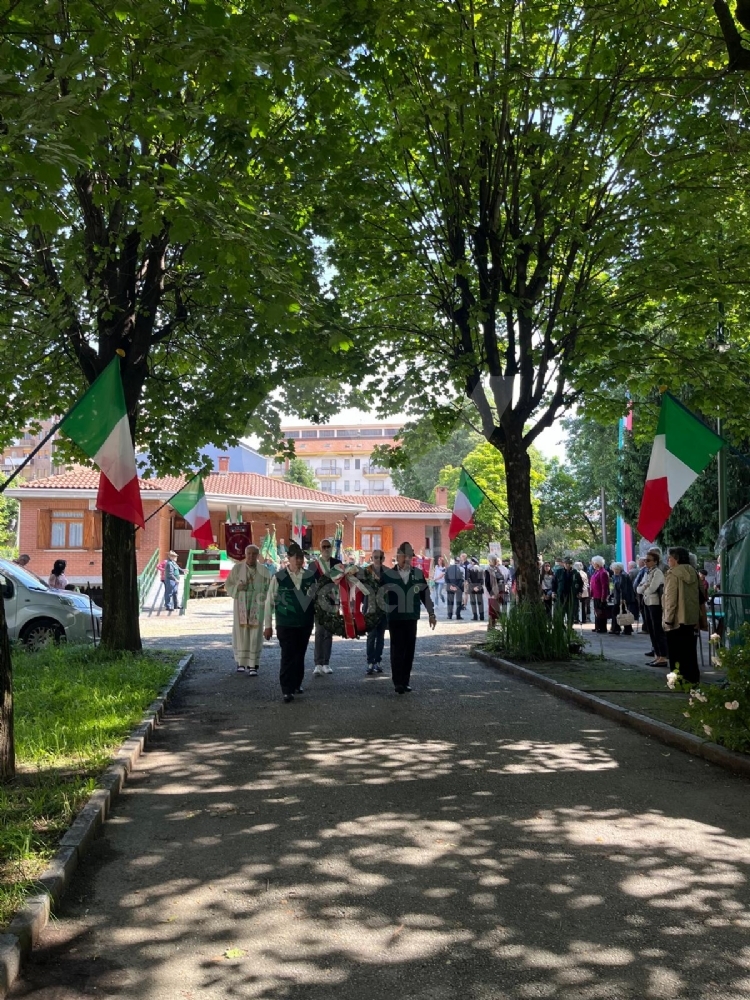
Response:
[470,647,750,781]
[0,651,193,998]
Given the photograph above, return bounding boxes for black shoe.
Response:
[394,685,406,694]
[479,617,484,621]
[456,615,463,620]
[448,615,453,619]
[644,651,655,657]
[374,664,383,673]
[295,686,304,694]
[404,685,412,692]
[283,693,294,703]
[473,616,478,621]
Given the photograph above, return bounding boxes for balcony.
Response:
[316,466,340,477]
[317,486,344,495]
[362,465,390,477]
[361,488,392,496]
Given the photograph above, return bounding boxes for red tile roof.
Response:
[15,470,364,505]
[342,494,450,513]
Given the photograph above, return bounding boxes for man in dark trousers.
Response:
[552,556,583,628]
[382,541,437,693]
[444,557,465,620]
[467,557,485,621]
[263,542,321,702]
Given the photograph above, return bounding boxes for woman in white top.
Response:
[636,549,668,666]
[431,555,447,606]
[48,559,68,590]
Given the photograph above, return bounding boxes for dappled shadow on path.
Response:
[10,619,750,1000]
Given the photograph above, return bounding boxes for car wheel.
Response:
[21,618,66,652]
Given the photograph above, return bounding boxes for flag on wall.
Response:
[291,508,308,545]
[449,468,487,541]
[59,357,144,527]
[170,477,214,548]
[637,394,724,542]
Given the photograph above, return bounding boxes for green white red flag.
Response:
[449,468,487,540]
[637,394,724,542]
[59,357,144,527]
[170,477,214,548]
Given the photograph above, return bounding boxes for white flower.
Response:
[710,632,721,643]
[703,725,713,736]
[693,691,707,703]
[666,672,677,690]
[725,700,740,711]
[683,712,691,718]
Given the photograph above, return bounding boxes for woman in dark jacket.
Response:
[610,562,636,635]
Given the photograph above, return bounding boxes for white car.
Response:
[0,558,103,651]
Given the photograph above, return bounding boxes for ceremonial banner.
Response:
[225,522,253,561]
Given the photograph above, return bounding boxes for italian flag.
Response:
[60,357,145,527]
[637,394,724,542]
[449,468,487,541]
[170,478,214,548]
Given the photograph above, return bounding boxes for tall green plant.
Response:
[484,603,574,663]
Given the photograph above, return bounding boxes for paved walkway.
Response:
[9,601,750,999]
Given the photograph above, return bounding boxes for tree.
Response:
[0,0,369,651]
[284,458,318,489]
[535,459,599,551]
[326,0,723,602]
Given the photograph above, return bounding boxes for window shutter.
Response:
[218,521,226,549]
[83,510,95,549]
[382,525,393,554]
[93,512,103,549]
[355,527,362,550]
[309,524,317,549]
[37,509,51,548]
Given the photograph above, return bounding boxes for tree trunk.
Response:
[501,427,541,603]
[101,512,142,652]
[0,592,15,780]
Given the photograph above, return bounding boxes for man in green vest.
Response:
[382,541,437,694]
[264,541,321,702]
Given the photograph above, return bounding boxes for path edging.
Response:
[471,648,750,779]
[0,652,193,998]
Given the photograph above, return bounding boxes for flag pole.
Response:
[460,466,512,528]
[139,470,204,529]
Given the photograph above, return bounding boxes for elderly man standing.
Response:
[225,544,272,675]
[382,541,437,694]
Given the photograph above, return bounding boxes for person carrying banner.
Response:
[312,538,343,676]
[382,541,437,693]
[225,544,272,675]
[264,542,321,702]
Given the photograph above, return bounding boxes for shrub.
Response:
[484,601,574,661]
[681,624,750,752]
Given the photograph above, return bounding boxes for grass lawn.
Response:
[0,644,180,928]
[499,656,717,741]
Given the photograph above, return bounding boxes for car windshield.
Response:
[0,559,50,592]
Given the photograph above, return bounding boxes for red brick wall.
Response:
[17,497,163,584]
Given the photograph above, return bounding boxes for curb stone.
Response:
[0,652,193,998]
[471,647,750,780]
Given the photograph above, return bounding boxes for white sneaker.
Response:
[313,666,324,677]
[322,664,333,674]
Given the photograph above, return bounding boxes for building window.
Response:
[361,530,382,551]
[354,480,360,491]
[344,481,350,491]
[284,430,300,439]
[50,510,85,548]
[319,429,335,438]
[354,458,360,470]
[371,480,385,492]
[344,459,350,470]
[301,429,317,438]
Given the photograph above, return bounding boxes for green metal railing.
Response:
[180,549,224,615]
[138,548,160,607]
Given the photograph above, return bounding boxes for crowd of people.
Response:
[227,539,436,702]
